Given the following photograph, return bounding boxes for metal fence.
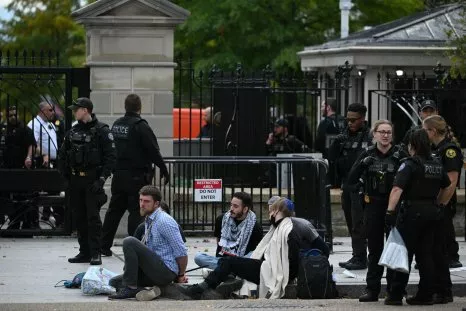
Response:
[173,58,352,157]
[0,50,89,236]
[152,156,333,248]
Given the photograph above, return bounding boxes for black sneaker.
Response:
[90,254,102,265]
[68,253,91,263]
[359,290,379,302]
[406,295,433,305]
[108,286,141,300]
[449,260,462,268]
[178,283,205,300]
[345,258,367,270]
[215,279,244,297]
[101,248,112,257]
[339,257,356,269]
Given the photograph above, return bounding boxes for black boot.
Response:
[68,253,91,263]
[384,293,403,306]
[432,293,449,304]
[406,294,434,305]
[90,253,102,265]
[345,257,367,270]
[338,256,356,269]
[359,290,379,302]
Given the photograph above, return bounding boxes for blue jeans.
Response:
[194,252,253,270]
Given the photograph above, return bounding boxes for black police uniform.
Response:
[347,145,406,296]
[388,156,451,301]
[328,124,372,267]
[58,113,116,262]
[0,120,38,229]
[101,111,169,253]
[432,138,463,300]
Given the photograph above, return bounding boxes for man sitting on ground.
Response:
[180,197,329,299]
[108,185,188,301]
[194,192,263,270]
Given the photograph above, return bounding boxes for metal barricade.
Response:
[153,156,333,247]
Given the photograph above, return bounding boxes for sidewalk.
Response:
[1,236,466,305]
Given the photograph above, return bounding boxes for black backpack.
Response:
[297,249,339,299]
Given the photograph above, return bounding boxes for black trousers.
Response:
[364,197,390,294]
[445,204,459,261]
[69,175,102,256]
[206,256,262,289]
[341,188,367,259]
[389,204,437,299]
[101,170,146,251]
[432,211,453,296]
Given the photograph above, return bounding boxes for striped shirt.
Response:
[145,208,187,275]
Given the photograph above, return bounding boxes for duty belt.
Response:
[71,169,95,177]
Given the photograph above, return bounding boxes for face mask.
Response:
[270,211,278,226]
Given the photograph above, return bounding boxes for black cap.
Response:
[420,99,437,111]
[68,97,93,111]
[274,118,288,127]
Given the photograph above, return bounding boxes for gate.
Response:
[173,57,352,158]
[0,50,90,236]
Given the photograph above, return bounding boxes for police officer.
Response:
[423,115,463,303]
[401,99,438,149]
[328,103,372,270]
[347,120,406,301]
[265,118,308,155]
[58,98,116,265]
[100,94,169,256]
[384,129,452,305]
[315,99,345,156]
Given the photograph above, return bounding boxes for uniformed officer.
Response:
[347,120,407,301]
[328,103,372,270]
[384,129,452,305]
[401,99,438,149]
[315,99,346,156]
[58,98,116,265]
[265,118,308,155]
[423,115,463,303]
[100,94,169,256]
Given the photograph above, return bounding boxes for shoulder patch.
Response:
[446,148,456,159]
[398,163,406,172]
[108,133,114,141]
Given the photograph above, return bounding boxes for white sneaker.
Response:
[136,286,161,301]
[201,268,213,279]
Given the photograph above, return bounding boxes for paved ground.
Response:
[1,236,466,308]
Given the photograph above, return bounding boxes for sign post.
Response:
[194,179,223,202]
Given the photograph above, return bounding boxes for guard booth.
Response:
[0,50,90,236]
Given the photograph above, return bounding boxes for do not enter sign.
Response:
[194,179,223,202]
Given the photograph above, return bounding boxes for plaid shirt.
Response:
[144,208,187,274]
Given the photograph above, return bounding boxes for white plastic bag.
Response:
[378,227,409,274]
[81,267,118,295]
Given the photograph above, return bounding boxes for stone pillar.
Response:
[72,0,189,157]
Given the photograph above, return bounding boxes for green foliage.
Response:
[446,4,466,78]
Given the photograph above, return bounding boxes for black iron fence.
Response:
[152,156,333,248]
[174,57,352,157]
[0,50,90,236]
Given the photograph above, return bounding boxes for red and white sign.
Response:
[194,179,223,202]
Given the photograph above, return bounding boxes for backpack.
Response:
[296,249,338,299]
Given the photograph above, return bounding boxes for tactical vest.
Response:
[404,157,444,202]
[337,128,371,181]
[67,124,103,170]
[365,147,401,196]
[324,115,345,149]
[111,116,146,170]
[433,140,463,204]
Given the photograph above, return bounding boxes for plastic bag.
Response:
[378,227,409,274]
[81,267,118,295]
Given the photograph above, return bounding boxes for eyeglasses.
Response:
[375,130,392,136]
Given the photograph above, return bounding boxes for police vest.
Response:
[68,124,104,170]
[111,116,147,169]
[365,146,402,196]
[433,141,463,171]
[404,157,444,202]
[324,115,345,149]
[337,128,371,180]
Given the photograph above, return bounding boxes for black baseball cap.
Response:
[275,118,289,127]
[420,99,437,111]
[68,97,93,110]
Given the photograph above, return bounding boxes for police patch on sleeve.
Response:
[397,163,406,172]
[446,148,456,159]
[108,133,114,141]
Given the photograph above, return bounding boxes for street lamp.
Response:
[395,68,404,77]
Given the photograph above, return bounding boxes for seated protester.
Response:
[194,192,263,270]
[133,200,186,243]
[180,197,329,299]
[108,185,188,301]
